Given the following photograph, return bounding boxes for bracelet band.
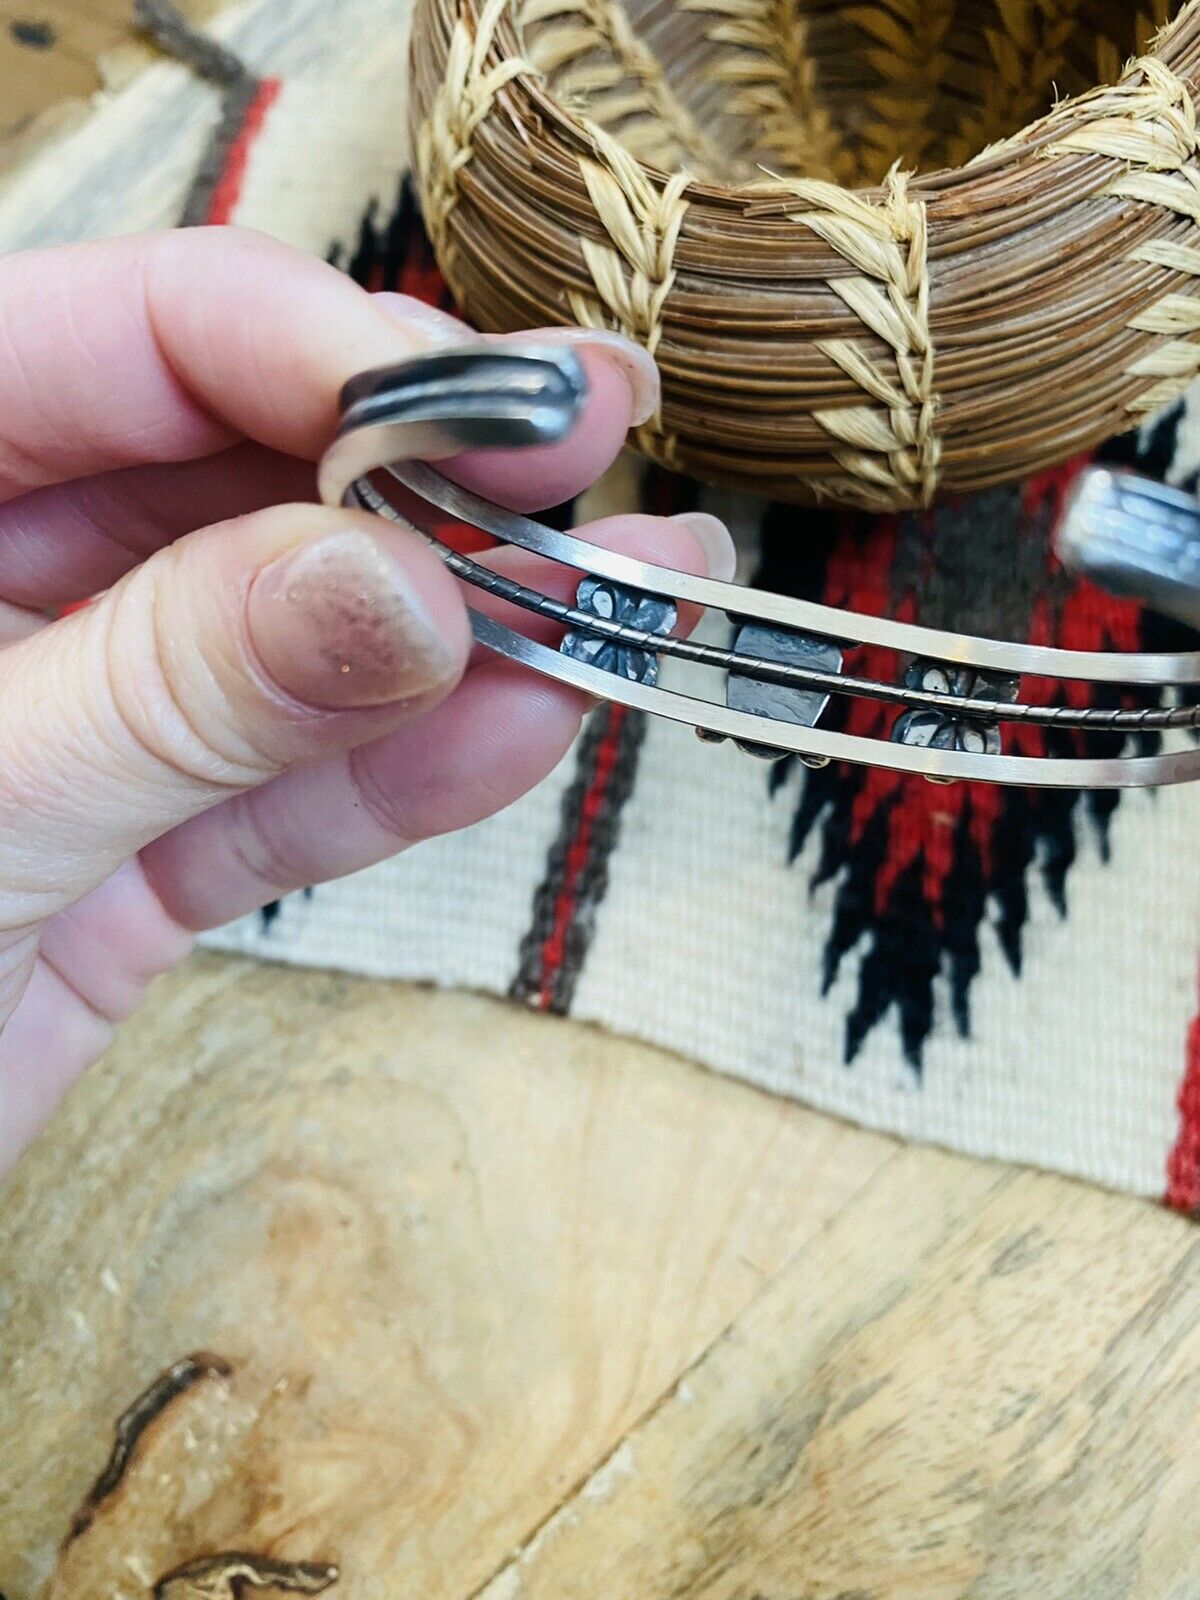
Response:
[318,343,1200,789]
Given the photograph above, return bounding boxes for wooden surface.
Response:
[3,953,1200,1599]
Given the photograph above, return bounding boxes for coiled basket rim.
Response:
[410,0,1200,509]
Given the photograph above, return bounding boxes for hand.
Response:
[0,226,734,1173]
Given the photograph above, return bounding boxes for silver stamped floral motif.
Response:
[560,577,677,686]
[891,659,1020,761]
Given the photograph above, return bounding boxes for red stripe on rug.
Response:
[1167,972,1200,1212]
[202,77,283,225]
[537,704,629,1009]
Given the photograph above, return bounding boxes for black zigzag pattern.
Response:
[758,409,1200,1070]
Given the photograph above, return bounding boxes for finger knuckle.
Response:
[102,551,274,789]
[223,791,312,903]
[347,746,419,846]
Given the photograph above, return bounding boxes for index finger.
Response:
[0,227,652,507]
[0,228,416,501]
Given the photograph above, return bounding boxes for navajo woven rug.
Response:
[53,0,1200,1209]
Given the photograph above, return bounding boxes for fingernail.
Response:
[248,530,458,709]
[371,304,662,426]
[373,292,475,347]
[671,511,737,583]
[515,329,661,426]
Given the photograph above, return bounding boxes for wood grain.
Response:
[3,954,1200,1599]
[0,954,889,1599]
[476,1158,1200,1600]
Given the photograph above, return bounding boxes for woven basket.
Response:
[410,0,1200,508]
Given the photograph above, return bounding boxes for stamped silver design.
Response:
[724,623,843,765]
[892,661,1021,758]
[318,345,1200,789]
[561,578,676,685]
[1059,469,1200,632]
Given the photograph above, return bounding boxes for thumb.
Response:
[0,502,469,939]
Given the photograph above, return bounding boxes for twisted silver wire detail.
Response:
[354,481,1200,735]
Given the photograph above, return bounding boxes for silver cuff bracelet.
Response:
[318,342,1200,789]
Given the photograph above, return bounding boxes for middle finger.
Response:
[0,344,649,613]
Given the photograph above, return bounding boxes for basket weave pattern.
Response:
[411,0,1200,507]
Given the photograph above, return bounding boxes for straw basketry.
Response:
[410,0,1200,508]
